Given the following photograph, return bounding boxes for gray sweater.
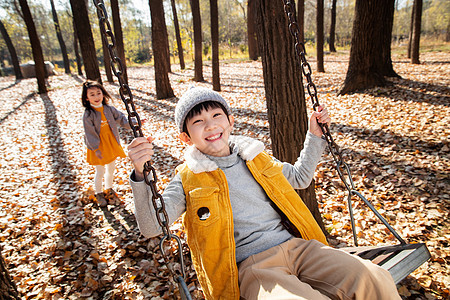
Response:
[83,105,130,151]
[130,132,327,263]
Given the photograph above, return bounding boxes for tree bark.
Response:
[247,0,258,60]
[101,35,114,83]
[338,0,387,95]
[411,0,422,64]
[210,0,220,91]
[72,17,83,76]
[149,0,174,99]
[380,0,400,78]
[255,0,326,232]
[190,0,204,81]
[170,0,185,70]
[18,0,47,94]
[0,245,20,299]
[50,0,70,74]
[0,19,23,80]
[329,0,337,52]
[111,0,128,83]
[69,0,101,83]
[407,2,415,59]
[316,0,325,72]
[297,0,305,45]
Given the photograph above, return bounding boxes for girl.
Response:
[81,80,130,205]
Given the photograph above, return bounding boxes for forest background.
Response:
[0,0,449,71]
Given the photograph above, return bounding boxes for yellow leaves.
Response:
[53,223,63,231]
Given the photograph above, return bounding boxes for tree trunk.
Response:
[446,17,450,42]
[18,0,47,94]
[247,0,258,60]
[0,245,20,299]
[101,36,114,83]
[255,0,326,233]
[316,0,324,72]
[111,0,128,83]
[338,0,387,95]
[149,0,174,99]
[297,0,305,45]
[329,0,337,52]
[380,0,400,78]
[210,0,220,91]
[72,16,83,76]
[190,0,204,81]
[411,0,422,64]
[50,0,70,74]
[170,0,185,70]
[407,1,415,59]
[69,0,101,83]
[0,19,23,80]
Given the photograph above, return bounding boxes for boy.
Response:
[128,87,400,299]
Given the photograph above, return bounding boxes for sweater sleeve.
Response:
[281,131,327,189]
[110,105,131,129]
[130,171,187,238]
[82,111,100,151]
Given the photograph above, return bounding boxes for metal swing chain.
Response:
[281,0,405,246]
[92,1,192,298]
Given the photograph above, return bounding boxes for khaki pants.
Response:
[238,238,400,300]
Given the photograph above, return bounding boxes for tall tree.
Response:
[101,36,114,83]
[18,0,47,94]
[407,2,415,59]
[0,19,23,80]
[149,0,174,99]
[338,0,390,95]
[329,0,337,52]
[0,246,20,299]
[170,0,185,70]
[247,0,258,60]
[297,0,305,45]
[69,0,101,83]
[411,0,422,64]
[379,0,399,77]
[111,0,128,83]
[255,0,326,231]
[316,0,325,72]
[49,0,70,74]
[210,0,220,91]
[71,15,83,76]
[190,0,204,81]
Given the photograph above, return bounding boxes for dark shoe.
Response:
[95,192,107,207]
[104,188,118,199]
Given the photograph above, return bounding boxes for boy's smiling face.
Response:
[179,106,234,157]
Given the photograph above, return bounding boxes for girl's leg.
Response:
[104,159,116,190]
[94,165,106,194]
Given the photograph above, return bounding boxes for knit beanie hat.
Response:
[175,86,231,132]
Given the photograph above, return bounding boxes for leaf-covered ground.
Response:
[0,51,448,299]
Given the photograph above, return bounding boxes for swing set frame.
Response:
[92,0,431,298]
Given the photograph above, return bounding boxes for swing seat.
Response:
[341,243,431,284]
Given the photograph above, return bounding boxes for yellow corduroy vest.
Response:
[176,151,328,300]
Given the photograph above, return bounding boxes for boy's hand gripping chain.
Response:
[281,0,405,246]
[93,1,192,298]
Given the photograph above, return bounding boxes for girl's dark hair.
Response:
[182,101,230,135]
[81,80,112,110]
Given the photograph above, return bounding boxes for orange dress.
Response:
[86,106,126,166]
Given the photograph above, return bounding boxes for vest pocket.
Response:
[188,187,220,226]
